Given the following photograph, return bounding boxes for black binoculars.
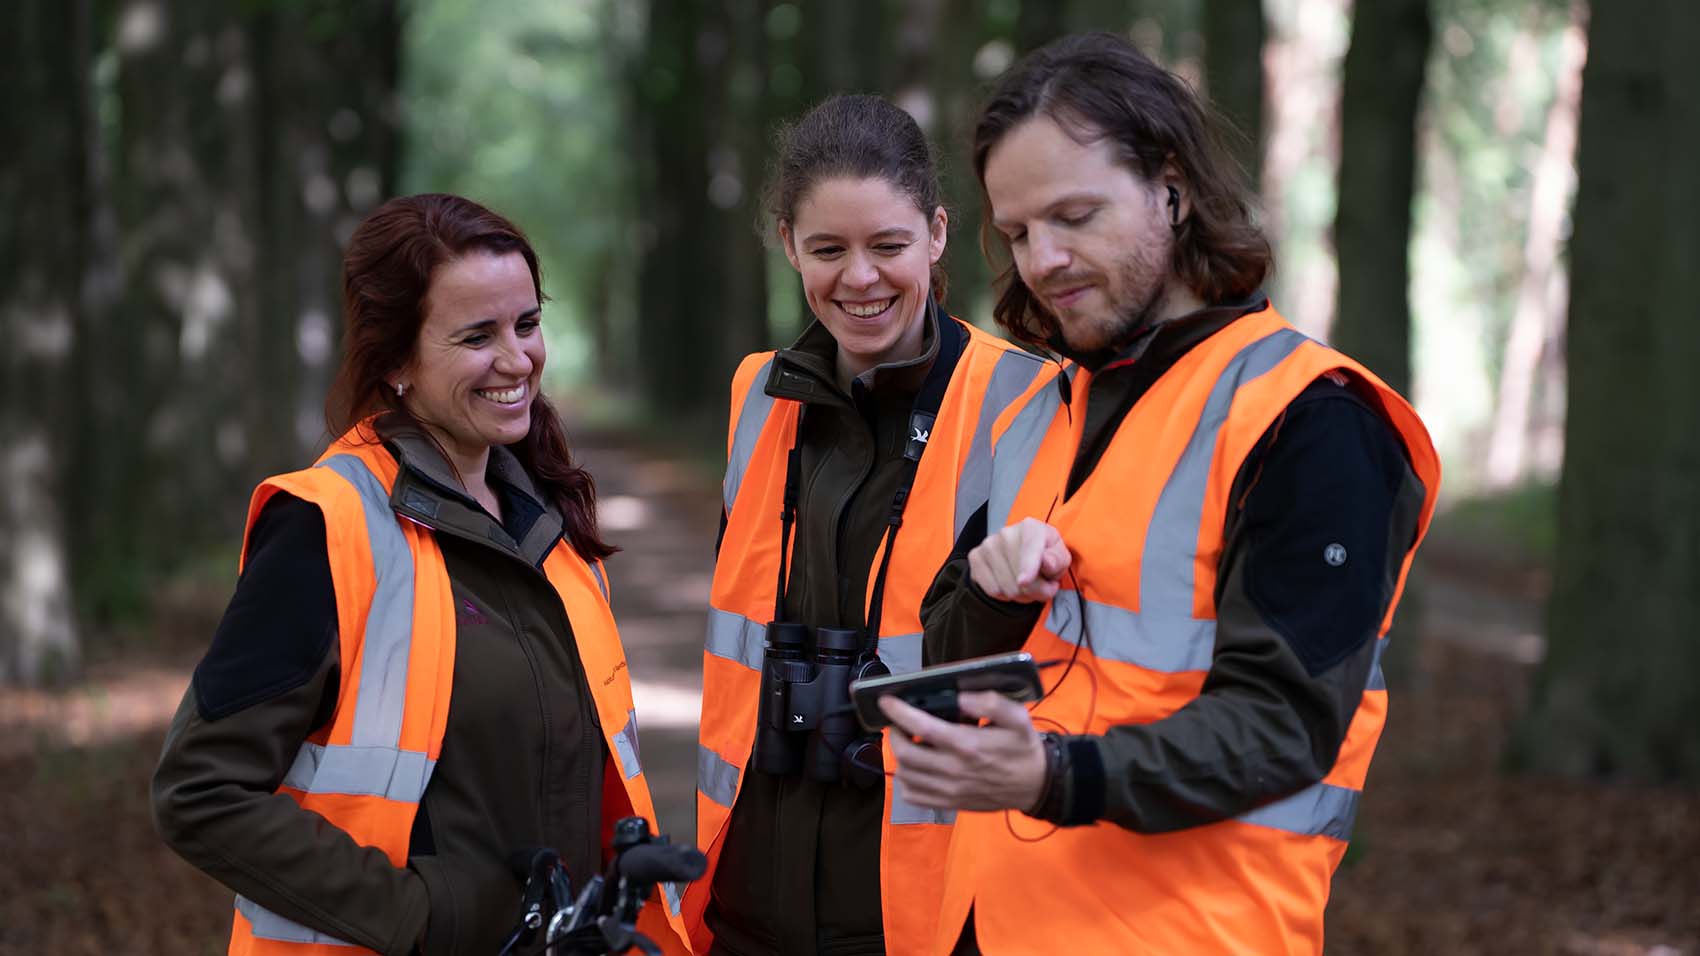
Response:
[751,622,888,787]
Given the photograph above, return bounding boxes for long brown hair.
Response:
[973,32,1272,347]
[327,193,613,560]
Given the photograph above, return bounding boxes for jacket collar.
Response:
[378,421,565,568]
[766,297,944,405]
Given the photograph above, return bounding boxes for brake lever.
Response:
[595,915,661,956]
[547,873,603,942]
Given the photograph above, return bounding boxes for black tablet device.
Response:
[849,651,1044,732]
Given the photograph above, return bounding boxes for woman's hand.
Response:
[966,518,1070,603]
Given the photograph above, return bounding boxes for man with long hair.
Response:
[879,33,1442,956]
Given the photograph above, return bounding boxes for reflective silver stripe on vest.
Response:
[319,454,417,751]
[662,879,683,916]
[613,709,643,780]
[988,370,1065,534]
[235,896,355,947]
[878,631,923,675]
[1367,635,1388,692]
[1034,331,1309,672]
[258,455,436,825]
[1235,780,1360,841]
[1139,329,1307,623]
[1045,588,1216,672]
[591,561,611,603]
[890,790,956,826]
[705,607,767,671]
[954,351,1044,542]
[281,741,435,802]
[724,356,778,512]
[698,744,741,809]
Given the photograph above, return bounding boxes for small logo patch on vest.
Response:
[1324,543,1348,567]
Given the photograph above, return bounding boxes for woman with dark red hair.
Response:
[153,194,688,956]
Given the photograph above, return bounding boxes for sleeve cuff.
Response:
[1026,733,1106,827]
[1060,736,1106,827]
[964,575,1048,621]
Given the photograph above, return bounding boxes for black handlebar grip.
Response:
[616,844,707,884]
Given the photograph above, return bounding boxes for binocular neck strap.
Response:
[773,313,965,643]
[773,412,806,623]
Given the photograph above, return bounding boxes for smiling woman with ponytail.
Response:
[681,95,1054,956]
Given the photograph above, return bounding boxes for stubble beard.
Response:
[1056,244,1172,353]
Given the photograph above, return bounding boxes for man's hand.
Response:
[967,517,1070,603]
[879,690,1047,812]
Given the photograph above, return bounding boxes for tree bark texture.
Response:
[71,0,402,628]
[1330,0,1430,690]
[632,0,731,427]
[1202,0,1267,193]
[1511,1,1700,783]
[1330,0,1430,398]
[0,0,92,684]
[0,0,404,666]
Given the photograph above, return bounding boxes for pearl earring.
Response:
[394,382,407,397]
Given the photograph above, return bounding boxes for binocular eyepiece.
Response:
[751,621,887,787]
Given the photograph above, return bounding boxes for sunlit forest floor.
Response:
[2,431,1696,956]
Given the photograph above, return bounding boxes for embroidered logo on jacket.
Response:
[457,599,488,626]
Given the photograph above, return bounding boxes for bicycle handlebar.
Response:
[614,842,706,885]
[498,817,702,956]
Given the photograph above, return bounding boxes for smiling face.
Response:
[984,114,1197,352]
[395,250,544,477]
[780,175,947,385]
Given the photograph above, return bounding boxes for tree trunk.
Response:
[1331,0,1430,690]
[1510,2,1700,783]
[928,0,999,324]
[1202,0,1267,193]
[801,0,886,103]
[0,0,92,685]
[716,0,772,372]
[1014,0,1067,55]
[248,0,403,468]
[631,1,728,431]
[1331,0,1429,398]
[81,0,401,626]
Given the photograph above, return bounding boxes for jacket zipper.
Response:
[398,506,601,879]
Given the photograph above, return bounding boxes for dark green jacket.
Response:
[153,432,607,956]
[706,312,946,956]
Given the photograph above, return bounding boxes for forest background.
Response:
[2,0,1696,953]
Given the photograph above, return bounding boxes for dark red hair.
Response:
[328,193,613,560]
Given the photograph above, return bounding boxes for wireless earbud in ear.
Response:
[1166,186,1181,226]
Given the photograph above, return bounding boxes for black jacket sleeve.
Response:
[151,494,430,955]
[919,502,1045,666]
[1036,382,1427,832]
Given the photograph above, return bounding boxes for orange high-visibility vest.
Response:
[225,430,690,956]
[931,307,1441,956]
[684,321,1053,956]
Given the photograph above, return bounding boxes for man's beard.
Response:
[1053,248,1170,353]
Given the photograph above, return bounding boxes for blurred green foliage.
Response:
[401,0,631,393]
